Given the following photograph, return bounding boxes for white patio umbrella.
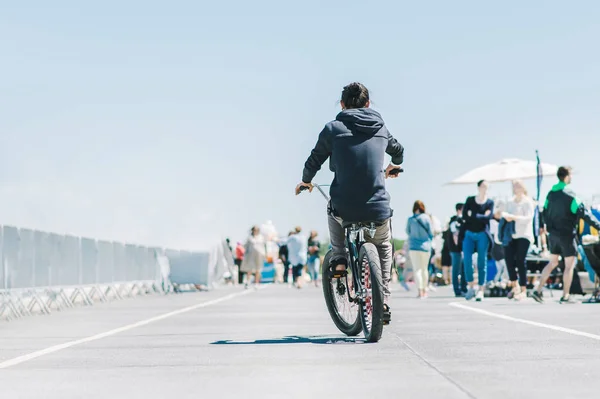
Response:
[448,158,559,185]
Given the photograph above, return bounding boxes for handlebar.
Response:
[388,167,403,176]
[298,183,330,201]
[299,167,403,201]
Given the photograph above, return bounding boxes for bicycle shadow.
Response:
[211,335,366,345]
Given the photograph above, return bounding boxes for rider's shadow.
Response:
[211,335,366,345]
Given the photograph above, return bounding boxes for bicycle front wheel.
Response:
[322,250,362,336]
[358,243,384,343]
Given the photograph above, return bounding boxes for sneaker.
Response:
[475,290,484,302]
[465,288,476,301]
[329,257,348,278]
[559,296,578,304]
[514,291,526,301]
[531,290,544,304]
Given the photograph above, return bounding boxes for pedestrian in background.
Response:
[406,200,434,298]
[279,232,292,283]
[234,241,245,285]
[307,230,321,287]
[532,166,600,304]
[502,180,535,300]
[462,180,494,301]
[489,210,508,284]
[240,226,266,289]
[449,203,467,297]
[283,226,308,289]
[441,222,452,285]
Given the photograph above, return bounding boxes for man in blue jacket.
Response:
[295,82,404,321]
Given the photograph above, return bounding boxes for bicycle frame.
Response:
[345,223,377,303]
[309,183,376,303]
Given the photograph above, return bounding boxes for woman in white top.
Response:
[501,180,535,300]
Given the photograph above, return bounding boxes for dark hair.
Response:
[341,82,369,109]
[557,166,571,182]
[413,200,426,214]
[455,203,464,212]
[477,179,486,187]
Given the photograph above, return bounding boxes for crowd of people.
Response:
[398,166,600,303]
[222,79,598,306]
[227,166,600,306]
[232,226,322,289]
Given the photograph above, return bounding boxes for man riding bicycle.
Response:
[295,82,404,322]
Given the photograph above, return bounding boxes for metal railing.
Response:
[0,224,230,321]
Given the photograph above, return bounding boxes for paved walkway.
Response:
[1,283,599,398]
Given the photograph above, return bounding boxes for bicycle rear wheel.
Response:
[358,243,384,343]
[322,250,362,336]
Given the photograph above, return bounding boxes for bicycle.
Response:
[299,169,400,343]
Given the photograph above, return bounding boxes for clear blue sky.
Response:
[1,1,599,249]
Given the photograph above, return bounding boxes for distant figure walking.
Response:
[240,226,266,289]
[234,241,246,284]
[279,232,291,283]
[307,231,321,287]
[282,227,308,289]
[448,203,467,297]
[462,180,494,302]
[501,180,535,300]
[406,200,434,298]
[532,167,600,304]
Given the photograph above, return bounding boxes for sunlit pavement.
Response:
[1,282,599,399]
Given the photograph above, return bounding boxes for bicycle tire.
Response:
[322,250,362,336]
[358,243,384,343]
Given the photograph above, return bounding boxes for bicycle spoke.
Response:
[331,271,359,325]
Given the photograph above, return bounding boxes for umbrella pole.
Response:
[534,150,543,247]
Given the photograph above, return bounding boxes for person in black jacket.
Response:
[295,82,404,322]
[279,232,292,283]
[448,203,468,297]
[461,180,495,301]
[532,166,600,304]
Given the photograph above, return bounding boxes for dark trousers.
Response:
[504,238,530,287]
[235,259,244,284]
[292,264,304,281]
[283,262,291,283]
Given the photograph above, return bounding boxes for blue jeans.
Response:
[451,252,467,295]
[462,231,490,286]
[307,255,320,281]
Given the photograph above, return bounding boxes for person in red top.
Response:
[235,242,245,285]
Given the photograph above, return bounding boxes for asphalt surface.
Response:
[1,282,599,399]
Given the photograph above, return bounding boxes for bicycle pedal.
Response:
[383,312,391,325]
[329,270,348,279]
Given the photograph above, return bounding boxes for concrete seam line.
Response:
[449,302,600,341]
[391,332,477,399]
[0,287,264,369]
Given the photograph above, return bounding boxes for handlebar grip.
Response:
[299,185,310,192]
[388,168,403,176]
